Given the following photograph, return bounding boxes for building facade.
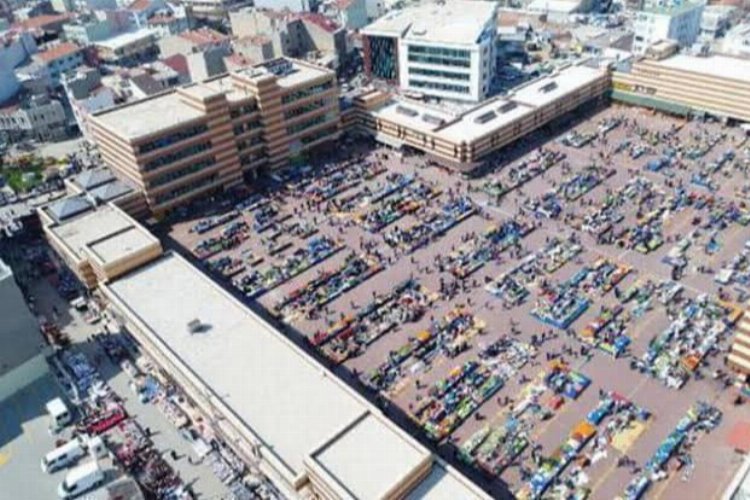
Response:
[612,52,750,123]
[362,0,498,102]
[0,259,49,403]
[632,0,703,54]
[0,94,67,141]
[90,58,340,218]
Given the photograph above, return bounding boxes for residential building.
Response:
[699,5,736,40]
[146,8,191,38]
[158,27,230,58]
[253,0,319,12]
[32,41,83,85]
[348,62,609,169]
[0,94,67,142]
[89,58,340,218]
[185,47,227,81]
[632,0,704,54]
[0,31,37,103]
[51,0,74,13]
[62,14,114,45]
[527,0,593,23]
[126,0,166,28]
[63,68,118,140]
[0,258,49,403]
[232,35,275,64]
[178,0,249,19]
[362,0,498,102]
[230,8,347,68]
[721,22,750,58]
[94,28,159,65]
[612,51,750,122]
[12,13,73,41]
[322,0,369,31]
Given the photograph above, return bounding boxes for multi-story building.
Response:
[0,94,67,142]
[32,41,84,85]
[158,27,230,58]
[347,62,609,170]
[699,5,736,41]
[89,58,340,218]
[632,0,704,54]
[362,0,498,102]
[612,51,750,123]
[0,258,49,402]
[230,8,347,69]
[729,312,750,379]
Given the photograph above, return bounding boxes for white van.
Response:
[46,398,72,433]
[57,460,104,499]
[42,436,108,473]
[42,438,86,473]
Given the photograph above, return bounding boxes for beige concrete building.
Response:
[39,201,162,289]
[612,52,750,123]
[89,58,340,218]
[349,62,610,170]
[729,312,750,378]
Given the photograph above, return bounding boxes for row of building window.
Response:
[150,156,216,187]
[408,67,470,81]
[300,125,337,146]
[408,45,471,59]
[154,173,218,205]
[143,141,211,172]
[138,124,209,154]
[240,150,266,166]
[284,99,328,120]
[236,135,264,151]
[232,119,262,136]
[407,54,471,68]
[281,81,334,104]
[286,114,327,135]
[408,79,470,94]
[229,103,258,119]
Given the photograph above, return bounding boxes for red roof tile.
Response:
[127,0,151,12]
[161,54,189,75]
[35,42,81,63]
[295,13,341,34]
[13,13,72,31]
[179,28,229,46]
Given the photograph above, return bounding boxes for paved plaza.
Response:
[160,103,750,500]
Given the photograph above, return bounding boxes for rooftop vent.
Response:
[422,113,445,126]
[498,102,517,113]
[396,105,418,117]
[187,319,203,334]
[540,82,558,94]
[474,111,497,124]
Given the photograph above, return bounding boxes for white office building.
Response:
[633,0,704,54]
[363,0,497,102]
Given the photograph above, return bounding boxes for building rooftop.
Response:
[48,204,156,263]
[309,413,430,499]
[93,91,204,141]
[34,42,81,63]
[371,100,455,135]
[363,0,496,45]
[511,64,604,107]
[103,252,489,499]
[45,195,93,223]
[642,0,702,16]
[437,98,534,143]
[94,29,156,52]
[648,53,750,83]
[179,28,229,46]
[72,168,115,191]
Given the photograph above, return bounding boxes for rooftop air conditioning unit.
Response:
[187,319,202,334]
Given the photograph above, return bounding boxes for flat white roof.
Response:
[311,413,429,499]
[527,0,582,13]
[406,463,485,500]
[105,253,491,498]
[50,205,148,261]
[511,64,604,108]
[106,253,371,476]
[651,53,750,83]
[373,100,456,134]
[87,226,156,264]
[363,0,496,45]
[93,92,204,140]
[94,28,156,51]
[437,98,534,143]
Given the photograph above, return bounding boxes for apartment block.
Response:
[90,58,339,218]
[632,0,703,54]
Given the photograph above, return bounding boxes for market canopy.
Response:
[727,422,750,454]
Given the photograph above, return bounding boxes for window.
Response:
[287,114,327,135]
[408,67,470,81]
[138,124,209,154]
[281,81,334,104]
[143,141,212,171]
[408,79,470,94]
